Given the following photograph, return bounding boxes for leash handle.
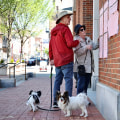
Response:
[50,66,53,79]
[50,66,53,108]
[51,66,53,76]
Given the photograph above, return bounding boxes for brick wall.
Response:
[83,0,93,39]
[99,0,120,91]
[74,0,93,39]
[73,11,76,30]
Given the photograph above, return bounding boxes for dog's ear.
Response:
[56,91,61,96]
[29,90,33,95]
[64,91,69,103]
[37,91,41,97]
[64,91,69,97]
[56,91,61,101]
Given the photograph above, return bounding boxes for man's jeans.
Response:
[77,73,92,94]
[53,62,73,103]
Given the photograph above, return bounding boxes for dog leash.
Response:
[37,106,60,111]
[37,66,60,111]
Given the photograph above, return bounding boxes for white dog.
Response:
[56,91,89,117]
[26,90,41,112]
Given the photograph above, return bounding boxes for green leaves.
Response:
[0,0,55,60]
[44,48,49,56]
[0,0,55,35]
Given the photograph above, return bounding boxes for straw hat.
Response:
[56,10,73,24]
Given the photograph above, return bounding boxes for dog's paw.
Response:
[33,109,36,112]
[80,113,84,116]
[84,114,88,117]
[65,114,70,117]
[32,107,38,112]
[32,108,36,112]
[63,111,67,114]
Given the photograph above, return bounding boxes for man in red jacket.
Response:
[49,10,79,108]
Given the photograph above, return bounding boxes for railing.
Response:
[0,62,27,87]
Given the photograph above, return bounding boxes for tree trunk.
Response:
[7,38,10,63]
[20,40,23,62]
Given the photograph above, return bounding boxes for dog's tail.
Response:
[78,93,87,98]
[78,93,89,105]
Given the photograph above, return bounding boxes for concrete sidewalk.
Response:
[0,74,105,120]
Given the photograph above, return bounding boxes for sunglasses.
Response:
[80,29,85,32]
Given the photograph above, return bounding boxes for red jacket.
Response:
[49,23,79,67]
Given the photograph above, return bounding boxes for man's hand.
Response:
[50,60,54,65]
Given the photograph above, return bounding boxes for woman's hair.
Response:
[74,24,86,35]
[77,25,86,35]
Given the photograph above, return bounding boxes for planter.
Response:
[0,63,26,76]
[15,63,25,75]
[0,64,7,76]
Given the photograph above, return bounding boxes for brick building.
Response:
[97,0,120,120]
[73,0,120,120]
[73,0,93,38]
[50,0,120,119]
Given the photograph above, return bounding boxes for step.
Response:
[0,78,16,88]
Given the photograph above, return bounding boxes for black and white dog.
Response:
[26,90,41,112]
[56,91,89,117]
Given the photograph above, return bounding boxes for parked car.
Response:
[27,57,36,66]
[40,60,47,71]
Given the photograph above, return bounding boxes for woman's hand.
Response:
[78,38,82,42]
[86,45,92,50]
[97,37,99,43]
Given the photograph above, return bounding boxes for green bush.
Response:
[22,59,24,63]
[16,59,20,63]
[0,59,4,64]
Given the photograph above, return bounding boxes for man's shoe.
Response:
[53,102,58,108]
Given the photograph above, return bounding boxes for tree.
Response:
[0,0,55,62]
[0,0,18,62]
[44,48,49,56]
[13,0,55,61]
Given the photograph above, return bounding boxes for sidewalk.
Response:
[0,73,105,120]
